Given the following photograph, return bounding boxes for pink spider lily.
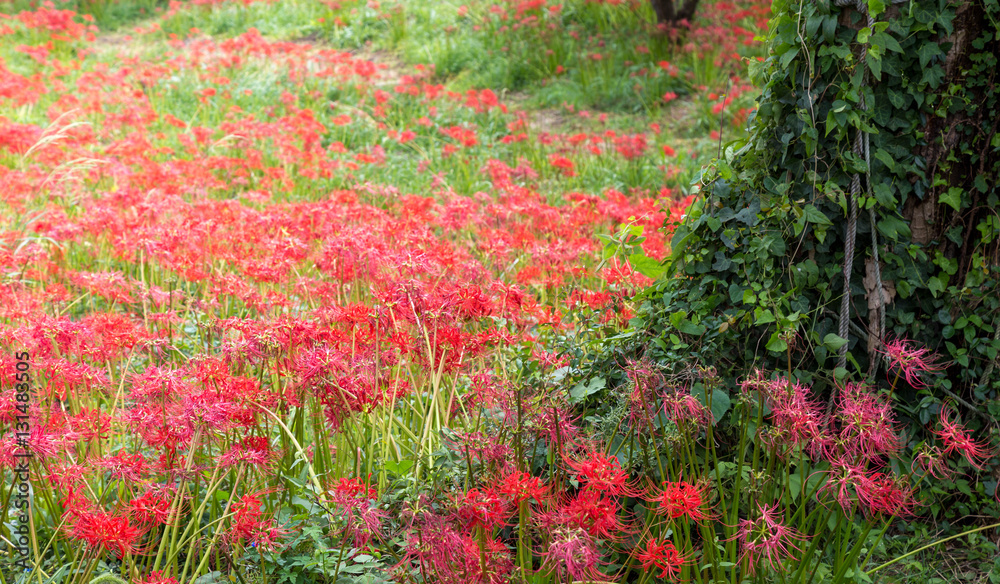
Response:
[880,337,943,389]
[933,406,994,470]
[731,502,809,574]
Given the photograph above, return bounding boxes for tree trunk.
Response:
[649,0,701,24]
[649,0,675,24]
[903,0,1000,290]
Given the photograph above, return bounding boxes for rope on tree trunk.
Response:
[832,0,884,371]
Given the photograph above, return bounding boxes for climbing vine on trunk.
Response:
[594,0,1000,496]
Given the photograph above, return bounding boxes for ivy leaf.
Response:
[780,46,801,69]
[877,215,912,240]
[873,183,896,207]
[974,173,988,193]
[823,333,849,352]
[921,65,945,89]
[872,96,893,126]
[928,276,946,297]
[806,14,824,39]
[628,253,666,278]
[939,187,964,211]
[887,88,906,108]
[734,206,759,226]
[766,332,788,353]
[570,377,606,403]
[754,308,776,325]
[823,16,838,43]
[870,31,903,53]
[867,0,886,16]
[867,54,883,81]
[678,319,707,336]
[917,42,945,68]
[803,204,833,225]
[873,149,895,172]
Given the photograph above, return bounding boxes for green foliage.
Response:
[89,576,129,584]
[590,0,1000,525]
[0,0,168,31]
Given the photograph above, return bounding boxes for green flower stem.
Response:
[866,521,1000,576]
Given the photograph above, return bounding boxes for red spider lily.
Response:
[565,448,637,497]
[613,133,648,160]
[136,572,180,584]
[648,480,711,521]
[331,477,378,502]
[219,436,277,468]
[636,537,690,580]
[456,487,508,530]
[933,406,993,470]
[624,357,664,428]
[880,337,943,389]
[539,527,604,583]
[815,457,867,514]
[97,452,148,483]
[225,491,289,552]
[911,444,954,480]
[661,387,713,427]
[446,430,513,471]
[561,488,629,540]
[327,477,386,547]
[761,379,828,452]
[67,509,147,558]
[732,502,808,574]
[856,473,918,517]
[399,515,513,584]
[498,469,549,505]
[128,488,175,525]
[549,154,576,176]
[835,382,901,463]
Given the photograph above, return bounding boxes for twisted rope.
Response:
[834,0,881,371]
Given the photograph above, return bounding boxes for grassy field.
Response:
[1,0,997,583]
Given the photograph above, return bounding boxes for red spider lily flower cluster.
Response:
[648,480,711,521]
[732,502,808,574]
[637,537,690,580]
[880,337,943,389]
[742,371,921,519]
[933,406,994,470]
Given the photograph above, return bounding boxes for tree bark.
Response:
[903,0,1000,289]
[649,0,701,24]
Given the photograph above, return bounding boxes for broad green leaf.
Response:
[939,187,963,211]
[870,31,903,53]
[928,276,945,297]
[570,377,606,403]
[754,308,776,324]
[867,54,883,81]
[916,42,944,68]
[383,460,415,476]
[677,319,707,336]
[628,253,666,278]
[766,331,788,352]
[873,149,895,172]
[823,333,848,351]
[877,215,912,240]
[780,46,801,68]
[803,204,833,225]
[696,386,732,425]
